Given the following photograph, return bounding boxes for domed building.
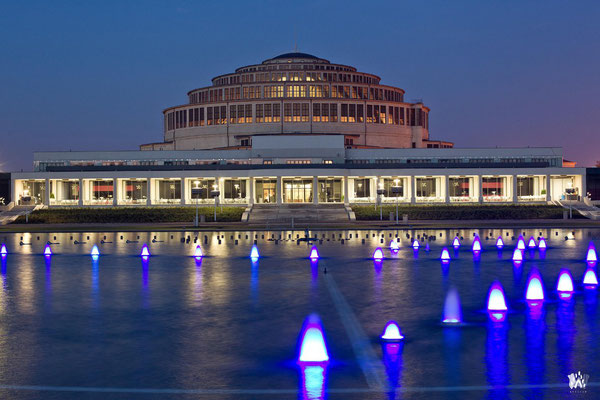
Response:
[142,52,452,151]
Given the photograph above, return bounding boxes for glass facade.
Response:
[157,180,181,203]
[283,179,313,203]
[19,180,46,205]
[482,176,509,202]
[190,179,216,201]
[353,178,371,199]
[380,178,405,198]
[318,178,342,203]
[91,180,114,204]
[223,179,247,202]
[416,178,437,198]
[255,179,276,203]
[122,180,147,204]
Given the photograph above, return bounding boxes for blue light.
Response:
[472,236,482,253]
[194,245,203,259]
[526,268,544,303]
[250,244,260,260]
[380,320,404,341]
[140,244,151,257]
[556,269,574,294]
[452,237,460,249]
[425,243,430,252]
[300,364,326,400]
[582,268,598,288]
[442,287,462,324]
[298,314,329,364]
[0,244,7,256]
[528,237,537,249]
[91,245,100,259]
[496,237,504,249]
[440,247,451,262]
[538,237,547,250]
[411,240,419,250]
[586,242,597,263]
[512,248,523,263]
[309,246,319,260]
[44,244,52,256]
[390,239,400,251]
[373,247,384,261]
[517,235,526,250]
[487,281,508,312]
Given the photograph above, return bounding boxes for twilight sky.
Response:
[1,0,599,171]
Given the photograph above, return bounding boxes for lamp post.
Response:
[391,179,401,225]
[192,180,201,227]
[376,188,384,220]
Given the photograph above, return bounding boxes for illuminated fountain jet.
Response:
[411,240,419,250]
[495,237,504,250]
[309,246,319,260]
[373,247,384,261]
[452,237,460,249]
[44,244,52,256]
[380,320,404,341]
[91,245,100,260]
[556,269,574,299]
[250,244,260,260]
[442,287,462,324]
[512,248,524,265]
[487,281,508,322]
[538,237,547,250]
[583,268,598,289]
[194,245,203,259]
[527,237,537,249]
[472,236,482,253]
[516,235,526,250]
[525,268,545,305]
[140,244,151,258]
[0,244,7,257]
[390,239,400,252]
[425,243,430,252]
[586,242,597,265]
[440,247,451,263]
[298,314,329,364]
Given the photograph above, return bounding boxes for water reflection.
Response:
[381,342,404,398]
[524,304,546,397]
[299,364,327,400]
[91,257,99,308]
[555,297,576,379]
[251,258,259,303]
[486,321,510,399]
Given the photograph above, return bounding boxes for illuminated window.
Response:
[321,103,329,122]
[245,104,252,123]
[341,104,348,122]
[273,103,281,122]
[230,105,237,124]
[293,103,301,122]
[287,85,306,98]
[349,104,356,123]
[313,103,321,122]
[284,103,292,122]
[256,104,263,123]
[301,103,309,122]
[330,104,337,122]
[357,104,364,123]
[366,105,373,123]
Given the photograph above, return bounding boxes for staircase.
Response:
[555,200,600,220]
[247,204,351,225]
[0,205,40,225]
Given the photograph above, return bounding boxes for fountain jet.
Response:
[487,281,508,322]
[0,244,7,256]
[380,320,404,341]
[512,248,523,263]
[390,239,400,252]
[528,237,537,249]
[309,246,319,260]
[526,268,545,304]
[194,245,203,259]
[91,245,100,260]
[583,268,598,288]
[516,235,526,250]
[373,247,384,261]
[250,244,260,260]
[452,237,460,249]
[440,247,451,262]
[496,237,504,249]
[442,287,462,324]
[472,236,482,253]
[538,237,547,250]
[298,314,329,364]
[140,244,150,258]
[586,243,597,264]
[556,269,574,298]
[411,240,419,250]
[44,244,52,256]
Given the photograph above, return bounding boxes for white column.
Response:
[78,178,83,206]
[545,175,551,202]
[180,178,186,205]
[478,176,483,203]
[444,175,450,204]
[146,178,152,205]
[344,176,349,205]
[248,178,254,205]
[581,174,586,201]
[112,178,118,206]
[276,176,282,205]
[313,176,318,205]
[44,178,50,206]
[512,175,518,203]
[410,176,416,204]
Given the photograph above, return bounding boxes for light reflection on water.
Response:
[0,228,595,399]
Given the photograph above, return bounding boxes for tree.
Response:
[596,160,600,167]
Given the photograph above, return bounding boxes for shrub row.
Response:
[351,205,568,220]
[14,207,245,224]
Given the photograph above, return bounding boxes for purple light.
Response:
[250,244,260,260]
[538,237,547,250]
[411,240,419,250]
[440,247,451,262]
[299,364,326,400]
[373,247,384,261]
[442,287,462,324]
[0,244,7,256]
[425,243,430,252]
[512,248,523,263]
[527,237,537,249]
[380,320,404,341]
[526,268,545,303]
[44,244,52,256]
[496,237,504,249]
[140,244,150,258]
[390,239,400,252]
[472,236,482,253]
[298,314,329,364]
[194,245,203,259]
[517,236,526,250]
[91,245,100,257]
[556,269,574,294]
[586,243,597,263]
[487,281,508,311]
[583,268,598,288]
[309,246,319,260]
[452,237,460,249]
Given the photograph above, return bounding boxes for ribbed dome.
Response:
[263,52,329,64]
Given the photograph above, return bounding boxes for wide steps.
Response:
[248,204,349,223]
